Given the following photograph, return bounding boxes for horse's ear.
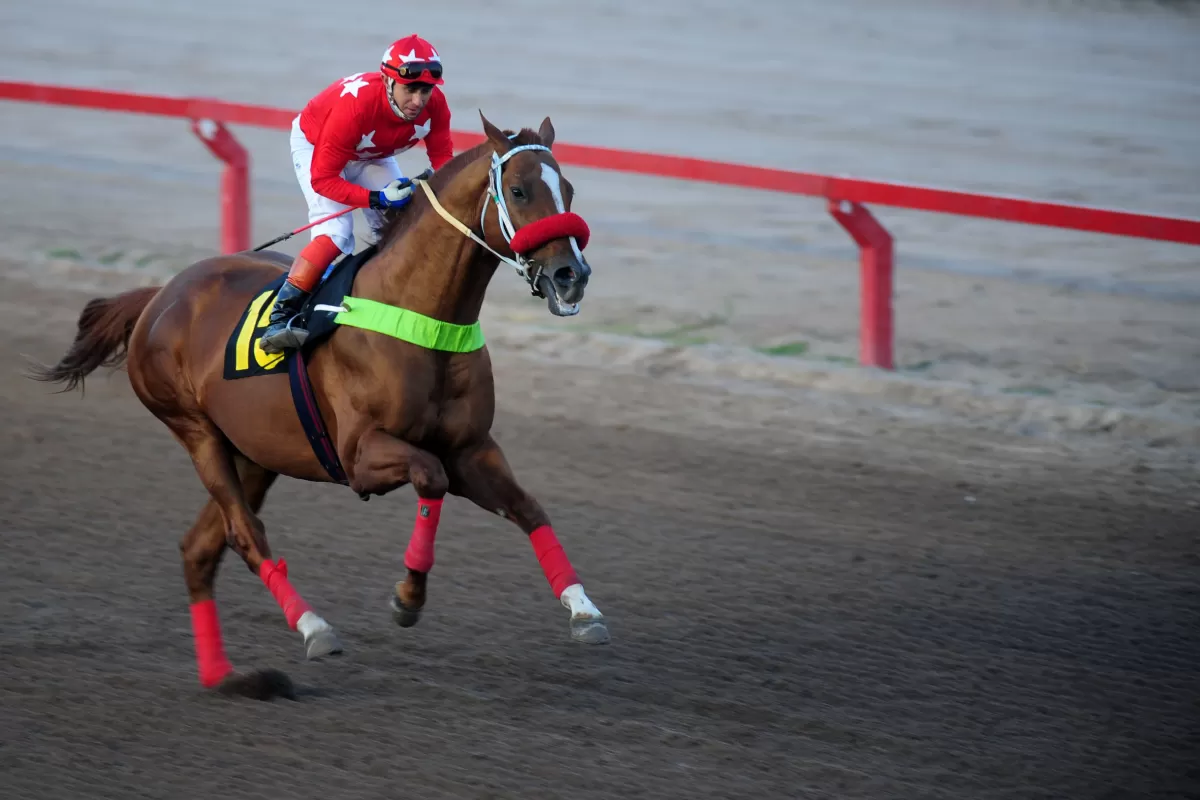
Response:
[480,111,514,154]
[537,116,555,149]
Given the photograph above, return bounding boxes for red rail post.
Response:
[828,199,894,369]
[189,118,250,254]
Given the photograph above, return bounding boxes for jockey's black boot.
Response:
[260,246,334,354]
[259,280,313,354]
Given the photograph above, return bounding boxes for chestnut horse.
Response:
[31,113,609,699]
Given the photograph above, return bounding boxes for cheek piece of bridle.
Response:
[414,143,591,298]
[483,145,590,296]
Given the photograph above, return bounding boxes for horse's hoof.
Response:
[304,629,344,660]
[216,669,295,701]
[570,618,611,645]
[390,595,422,628]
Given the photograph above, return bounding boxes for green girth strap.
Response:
[333,296,485,353]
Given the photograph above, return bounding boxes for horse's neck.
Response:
[353,157,498,325]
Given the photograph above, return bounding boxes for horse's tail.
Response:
[27,286,162,393]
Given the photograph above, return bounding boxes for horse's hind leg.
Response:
[172,415,343,688]
[181,456,280,690]
[448,435,609,644]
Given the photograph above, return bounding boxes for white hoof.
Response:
[297,611,343,659]
[561,584,610,645]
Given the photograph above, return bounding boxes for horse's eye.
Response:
[510,186,525,200]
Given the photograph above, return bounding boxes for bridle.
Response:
[416,143,590,301]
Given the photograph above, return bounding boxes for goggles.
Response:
[387,61,443,82]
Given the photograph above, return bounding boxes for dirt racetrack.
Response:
[1,273,1197,800]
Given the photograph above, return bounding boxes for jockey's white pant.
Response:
[290,115,404,256]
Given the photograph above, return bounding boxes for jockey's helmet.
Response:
[380,34,444,86]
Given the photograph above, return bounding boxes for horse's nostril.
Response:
[553,266,576,285]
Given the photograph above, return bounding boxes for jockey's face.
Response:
[391,81,434,120]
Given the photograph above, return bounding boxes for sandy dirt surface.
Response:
[1,274,1198,800]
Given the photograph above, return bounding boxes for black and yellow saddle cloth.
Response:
[221,244,486,491]
[222,246,376,382]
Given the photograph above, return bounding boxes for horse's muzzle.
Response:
[535,255,591,316]
[552,261,590,303]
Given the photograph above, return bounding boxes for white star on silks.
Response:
[340,76,370,97]
[357,130,377,150]
[411,120,431,140]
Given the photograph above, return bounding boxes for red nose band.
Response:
[508,212,590,255]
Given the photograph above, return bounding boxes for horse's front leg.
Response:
[347,428,448,628]
[449,435,610,644]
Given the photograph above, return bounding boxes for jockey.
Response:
[261,33,456,354]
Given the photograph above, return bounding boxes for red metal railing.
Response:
[3,79,1199,370]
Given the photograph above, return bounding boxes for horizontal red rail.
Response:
[0,81,194,117]
[825,177,1200,245]
[4,80,1198,246]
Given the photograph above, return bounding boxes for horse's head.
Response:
[478,112,592,317]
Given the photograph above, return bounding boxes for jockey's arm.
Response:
[308,111,374,209]
[424,97,454,172]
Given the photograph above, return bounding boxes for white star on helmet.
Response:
[395,48,440,64]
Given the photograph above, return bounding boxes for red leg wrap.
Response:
[404,498,443,573]
[189,599,234,688]
[528,525,580,598]
[258,558,312,630]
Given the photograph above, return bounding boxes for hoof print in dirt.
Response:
[570,618,611,644]
[217,669,296,701]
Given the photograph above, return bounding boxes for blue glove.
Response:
[368,177,415,210]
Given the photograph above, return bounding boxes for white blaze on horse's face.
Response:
[539,162,586,265]
[494,151,589,315]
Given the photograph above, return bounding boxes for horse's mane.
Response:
[371,126,547,248]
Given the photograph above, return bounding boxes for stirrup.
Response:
[260,315,310,354]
